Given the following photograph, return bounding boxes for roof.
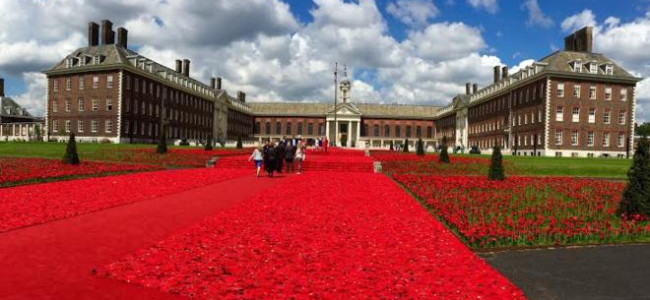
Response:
[539,50,637,79]
[46,44,137,72]
[249,102,439,119]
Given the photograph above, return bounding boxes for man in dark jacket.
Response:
[285,142,295,173]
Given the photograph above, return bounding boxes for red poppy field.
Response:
[100,171,525,299]
[0,157,160,187]
[0,168,249,233]
[94,148,253,167]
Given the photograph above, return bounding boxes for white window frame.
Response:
[555,130,563,145]
[65,99,71,112]
[604,111,611,124]
[91,120,98,133]
[605,64,614,75]
[77,120,84,133]
[571,131,579,146]
[92,76,99,89]
[65,120,71,133]
[587,132,594,147]
[53,80,59,92]
[574,61,582,72]
[588,108,596,124]
[79,76,85,90]
[106,99,113,111]
[65,78,71,91]
[589,86,596,100]
[107,75,113,89]
[52,120,59,132]
[603,133,610,147]
[105,120,112,133]
[78,98,84,112]
[574,85,581,98]
[572,107,580,123]
[92,99,99,111]
[618,134,625,148]
[620,88,628,101]
[557,83,564,97]
[589,63,598,74]
[619,111,626,125]
[556,106,563,122]
[605,87,612,100]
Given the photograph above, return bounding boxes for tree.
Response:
[488,146,506,181]
[403,139,409,152]
[636,122,650,138]
[389,141,394,151]
[157,128,167,154]
[236,136,243,149]
[439,136,450,164]
[416,138,425,156]
[205,136,213,151]
[62,133,80,165]
[618,136,650,218]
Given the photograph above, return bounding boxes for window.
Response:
[589,86,596,99]
[416,126,422,137]
[297,123,303,135]
[79,76,85,90]
[92,99,99,111]
[307,123,313,135]
[573,85,581,98]
[605,64,614,75]
[78,98,84,111]
[557,83,564,97]
[384,125,390,137]
[65,99,71,112]
[621,88,628,101]
[605,87,612,100]
[587,132,594,147]
[573,61,582,72]
[126,75,131,90]
[571,131,579,146]
[619,111,626,125]
[427,126,433,138]
[91,120,98,133]
[106,99,113,111]
[52,99,58,112]
[107,75,113,88]
[395,125,401,137]
[604,111,611,124]
[92,76,99,89]
[53,80,59,92]
[539,110,543,122]
[524,114,528,125]
[105,120,112,133]
[77,120,84,133]
[373,125,379,136]
[572,107,579,123]
[286,123,291,135]
[52,120,59,132]
[65,120,71,133]
[589,63,598,74]
[66,78,71,91]
[588,108,596,123]
[603,133,610,147]
[618,134,625,148]
[406,126,412,137]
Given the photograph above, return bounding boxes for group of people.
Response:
[249,137,316,177]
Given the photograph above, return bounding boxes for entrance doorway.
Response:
[339,123,348,147]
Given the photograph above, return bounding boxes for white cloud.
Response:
[387,0,439,27]
[467,0,498,14]
[402,22,486,62]
[522,0,554,28]
[14,72,47,117]
[561,9,596,33]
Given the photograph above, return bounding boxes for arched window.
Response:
[384,125,390,137]
[373,125,379,137]
[265,122,271,135]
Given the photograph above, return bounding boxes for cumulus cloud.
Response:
[387,0,439,27]
[561,9,596,33]
[13,72,47,117]
[522,0,554,28]
[402,22,486,62]
[467,0,498,14]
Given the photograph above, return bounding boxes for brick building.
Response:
[0,78,44,141]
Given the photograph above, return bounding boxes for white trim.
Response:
[117,70,123,140]
[544,77,551,152]
[631,86,636,152]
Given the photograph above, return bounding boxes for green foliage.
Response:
[439,136,450,164]
[416,138,425,156]
[62,133,80,165]
[236,136,243,149]
[637,122,650,138]
[157,129,167,154]
[205,137,213,151]
[618,136,650,217]
[488,146,506,181]
[403,139,409,152]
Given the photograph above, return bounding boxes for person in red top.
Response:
[323,136,329,152]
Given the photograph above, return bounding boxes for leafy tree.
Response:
[416,138,425,156]
[488,146,506,181]
[636,122,650,138]
[62,133,80,165]
[157,128,167,154]
[205,136,213,151]
[439,136,450,164]
[403,139,409,152]
[389,141,394,151]
[618,136,650,218]
[236,136,243,149]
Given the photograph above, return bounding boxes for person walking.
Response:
[248,147,263,177]
[276,140,286,174]
[295,146,306,174]
[264,142,277,177]
[323,136,329,152]
[285,141,295,173]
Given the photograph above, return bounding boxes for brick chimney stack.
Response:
[216,77,222,90]
[564,26,593,52]
[101,20,115,45]
[465,82,471,95]
[88,22,99,47]
[237,91,246,102]
[210,77,216,89]
[501,66,508,79]
[493,66,501,83]
[0,78,4,97]
[472,83,478,94]
[182,59,190,77]
[175,59,182,73]
[116,27,128,48]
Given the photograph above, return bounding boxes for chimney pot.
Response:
[182,59,190,77]
[100,20,115,45]
[465,82,471,95]
[472,83,478,94]
[216,77,222,90]
[175,59,182,73]
[88,22,99,47]
[116,27,128,48]
[564,26,593,52]
[493,66,501,83]
[0,78,4,97]
[501,66,509,79]
[210,77,216,89]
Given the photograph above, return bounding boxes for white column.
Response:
[0,124,3,137]
[356,121,361,146]
[325,121,330,141]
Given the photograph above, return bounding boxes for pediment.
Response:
[327,103,362,116]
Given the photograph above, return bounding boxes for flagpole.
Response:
[333,62,338,147]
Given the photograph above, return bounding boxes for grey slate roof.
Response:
[539,51,637,79]
[46,45,138,72]
[249,102,439,119]
[1,97,32,117]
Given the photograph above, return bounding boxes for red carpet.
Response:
[0,174,286,299]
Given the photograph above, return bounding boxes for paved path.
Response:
[0,174,287,300]
[480,244,650,300]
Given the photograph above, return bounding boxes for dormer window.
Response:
[66,57,76,68]
[605,64,614,75]
[589,62,597,74]
[93,55,102,65]
[571,60,582,72]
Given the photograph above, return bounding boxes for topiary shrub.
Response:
[205,137,213,151]
[618,136,650,218]
[157,130,168,154]
[236,136,243,149]
[416,138,425,156]
[439,136,450,164]
[488,146,505,181]
[389,141,394,151]
[403,139,409,152]
[62,133,80,165]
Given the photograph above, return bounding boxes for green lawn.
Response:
[0,142,151,160]
[504,155,631,179]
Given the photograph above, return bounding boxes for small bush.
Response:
[488,146,505,181]
[236,136,243,149]
[618,136,650,218]
[205,137,213,151]
[403,139,409,153]
[416,138,425,156]
[439,136,450,164]
[157,131,168,154]
[62,133,80,165]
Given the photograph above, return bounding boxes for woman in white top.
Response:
[295,146,306,174]
[248,147,264,177]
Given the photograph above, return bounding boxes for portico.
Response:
[325,103,362,147]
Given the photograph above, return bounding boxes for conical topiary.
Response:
[236,136,243,149]
[157,128,167,154]
[62,133,80,165]
[403,139,409,152]
[618,136,650,218]
[389,141,394,151]
[488,146,505,181]
[439,136,450,164]
[416,138,425,156]
[205,136,213,151]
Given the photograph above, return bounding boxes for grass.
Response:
[0,142,149,160]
